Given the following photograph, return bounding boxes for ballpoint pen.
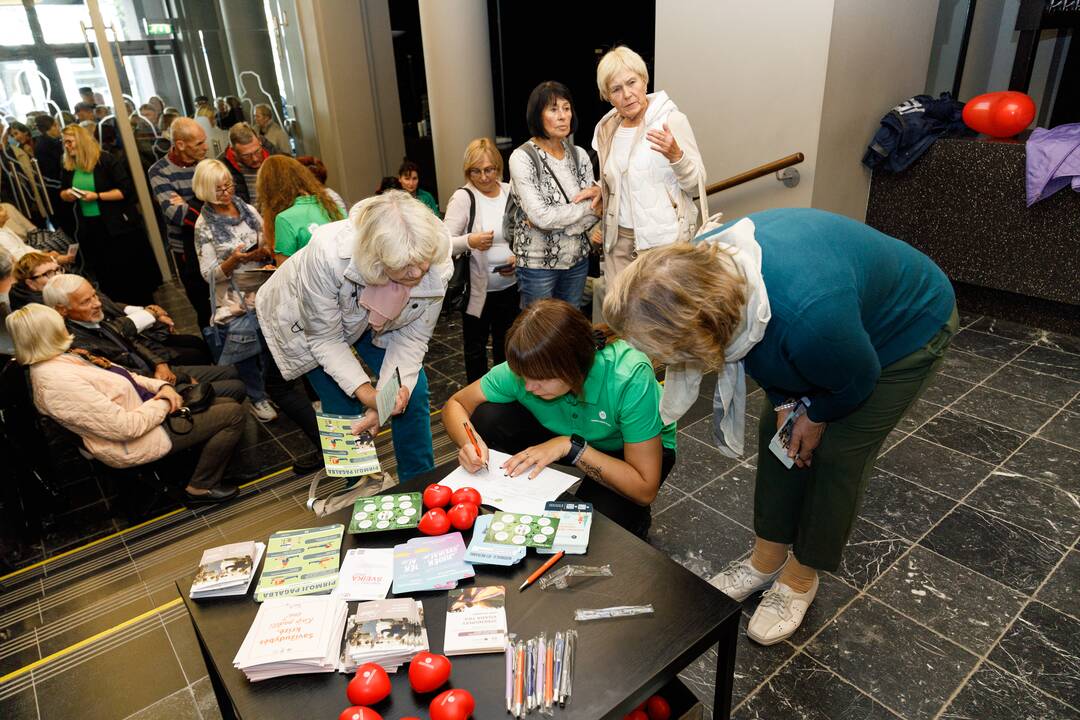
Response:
[514,640,525,717]
[519,551,565,592]
[505,637,513,713]
[463,422,488,472]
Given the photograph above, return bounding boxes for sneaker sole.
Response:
[746,625,797,646]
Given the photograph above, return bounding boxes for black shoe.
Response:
[184,485,239,504]
[224,466,264,484]
[291,451,323,475]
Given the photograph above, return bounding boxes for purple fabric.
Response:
[105,365,157,402]
[1026,123,1080,206]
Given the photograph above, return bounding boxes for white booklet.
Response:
[443,585,508,656]
[438,449,578,515]
[191,541,266,598]
[332,548,394,601]
[233,595,349,681]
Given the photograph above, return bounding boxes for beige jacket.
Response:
[30,353,172,467]
[592,91,707,254]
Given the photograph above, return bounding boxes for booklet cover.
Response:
[464,515,526,566]
[317,413,382,477]
[332,548,394,601]
[191,541,266,598]
[254,524,345,602]
[538,501,592,555]
[392,533,474,595]
[233,595,348,681]
[340,598,428,672]
[443,585,508,656]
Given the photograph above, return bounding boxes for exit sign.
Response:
[145,21,174,36]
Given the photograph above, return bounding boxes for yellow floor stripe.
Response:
[0,597,183,684]
[1,407,447,583]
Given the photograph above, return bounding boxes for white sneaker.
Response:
[250,400,278,422]
[746,576,819,646]
[709,556,787,602]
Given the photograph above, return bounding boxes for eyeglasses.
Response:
[31,266,61,280]
[216,183,235,194]
[236,149,263,160]
[468,166,498,178]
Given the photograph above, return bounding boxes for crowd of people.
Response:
[1,46,960,647]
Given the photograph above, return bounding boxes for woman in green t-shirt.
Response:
[443,299,676,537]
[398,158,440,217]
[257,155,345,265]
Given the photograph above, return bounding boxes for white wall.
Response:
[656,0,940,223]
[655,0,835,222]
[812,0,940,220]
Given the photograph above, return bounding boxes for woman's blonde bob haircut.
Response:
[596,46,650,102]
[61,124,101,172]
[6,303,73,366]
[349,190,450,285]
[603,242,746,370]
[461,138,503,183]
[192,158,233,204]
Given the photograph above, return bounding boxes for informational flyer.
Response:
[376,367,402,426]
[317,413,382,477]
[254,524,345,602]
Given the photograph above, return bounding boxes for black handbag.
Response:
[165,382,216,434]
[445,187,475,313]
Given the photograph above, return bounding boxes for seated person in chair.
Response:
[5,304,245,502]
[42,273,243,398]
[0,203,75,266]
[442,298,677,537]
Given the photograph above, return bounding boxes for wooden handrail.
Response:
[705,152,805,195]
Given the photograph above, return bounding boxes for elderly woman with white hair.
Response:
[256,190,453,480]
[6,303,247,503]
[589,45,707,282]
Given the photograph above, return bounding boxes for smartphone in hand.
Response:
[491,263,514,274]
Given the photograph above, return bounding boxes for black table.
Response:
[178,466,741,719]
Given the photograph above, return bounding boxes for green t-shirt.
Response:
[273,195,338,256]
[480,340,677,452]
[72,169,101,217]
[415,188,440,218]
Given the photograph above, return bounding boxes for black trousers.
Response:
[162,333,212,366]
[175,364,247,403]
[470,401,675,538]
[261,347,319,451]
[462,286,520,383]
[171,249,211,330]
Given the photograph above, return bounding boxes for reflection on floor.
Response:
[1,302,1078,720]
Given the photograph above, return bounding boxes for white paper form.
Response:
[332,548,394,601]
[437,449,579,515]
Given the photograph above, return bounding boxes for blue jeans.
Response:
[234,353,268,403]
[304,330,435,481]
[516,257,589,309]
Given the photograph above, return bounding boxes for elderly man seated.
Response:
[42,273,245,400]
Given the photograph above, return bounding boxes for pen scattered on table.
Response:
[520,551,565,592]
[507,629,576,717]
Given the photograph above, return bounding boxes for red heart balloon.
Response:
[624,711,648,720]
[646,695,672,720]
[347,663,392,706]
[423,483,452,509]
[962,91,1036,138]
[450,487,482,507]
[408,651,453,693]
[418,507,451,535]
[447,502,479,531]
[430,688,475,720]
[338,707,383,720]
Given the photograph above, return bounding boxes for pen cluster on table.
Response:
[506,629,576,717]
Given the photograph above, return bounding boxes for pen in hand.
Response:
[462,422,488,472]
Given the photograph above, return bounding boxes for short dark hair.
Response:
[397,158,419,177]
[506,299,596,396]
[525,81,578,139]
[74,102,95,113]
[376,176,402,194]
[78,86,93,95]
[194,95,209,104]
[9,121,30,135]
[34,115,55,134]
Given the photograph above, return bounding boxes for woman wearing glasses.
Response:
[444,138,519,382]
[191,158,278,422]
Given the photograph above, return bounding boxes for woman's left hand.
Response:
[787,414,826,468]
[571,185,602,211]
[647,123,683,163]
[502,436,570,479]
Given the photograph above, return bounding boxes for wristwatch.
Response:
[568,434,588,465]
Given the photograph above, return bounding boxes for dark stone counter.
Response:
[866,136,1079,308]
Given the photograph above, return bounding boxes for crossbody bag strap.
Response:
[525,141,572,204]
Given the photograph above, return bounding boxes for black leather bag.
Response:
[445,187,475,313]
[165,382,216,434]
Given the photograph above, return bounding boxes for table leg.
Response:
[712,611,740,720]
[191,616,239,720]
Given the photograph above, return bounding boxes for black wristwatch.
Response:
[567,434,587,465]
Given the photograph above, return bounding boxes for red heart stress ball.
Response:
[341,652,473,719]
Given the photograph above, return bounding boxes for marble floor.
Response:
[1,304,1077,719]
